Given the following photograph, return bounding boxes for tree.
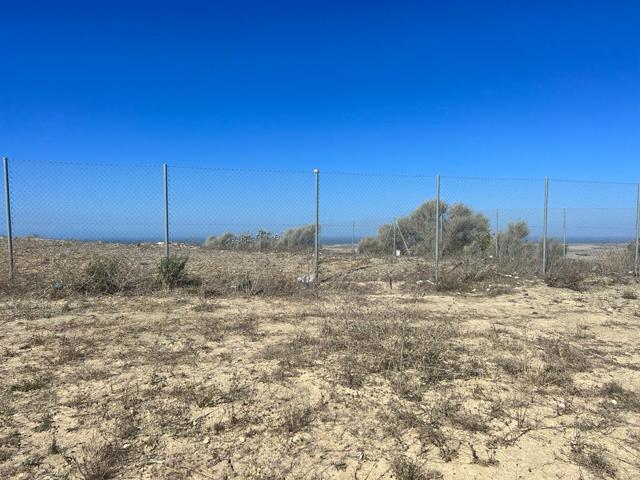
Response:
[358,198,491,256]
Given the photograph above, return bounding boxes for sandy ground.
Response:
[1,240,639,479]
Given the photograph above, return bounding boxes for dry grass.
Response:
[1,239,639,478]
[545,258,590,290]
[391,455,443,480]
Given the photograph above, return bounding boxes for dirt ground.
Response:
[1,240,639,479]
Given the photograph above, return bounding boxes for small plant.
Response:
[495,355,527,377]
[66,438,125,480]
[574,446,617,479]
[391,455,443,480]
[34,414,53,432]
[49,434,60,455]
[510,394,533,428]
[281,402,319,433]
[545,259,588,290]
[10,374,51,393]
[435,269,465,292]
[601,380,640,412]
[158,254,188,288]
[83,256,127,294]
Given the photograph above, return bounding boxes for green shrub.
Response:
[203,225,315,252]
[204,232,237,249]
[82,256,129,294]
[360,198,491,257]
[595,243,635,277]
[158,254,188,288]
[357,236,385,255]
[442,204,491,255]
[275,224,315,251]
[545,258,588,290]
[542,238,567,267]
[493,221,540,275]
[498,221,530,258]
[255,229,276,250]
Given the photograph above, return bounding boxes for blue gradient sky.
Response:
[1,1,639,240]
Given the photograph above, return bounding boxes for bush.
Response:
[158,254,188,288]
[545,258,588,290]
[82,256,131,294]
[442,204,491,255]
[498,221,530,258]
[494,221,539,274]
[359,198,491,257]
[275,224,316,251]
[203,225,316,252]
[391,455,443,480]
[255,229,276,251]
[203,271,300,296]
[542,238,567,267]
[357,236,385,255]
[204,232,237,249]
[594,243,636,277]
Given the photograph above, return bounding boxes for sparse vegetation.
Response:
[601,381,640,412]
[574,445,618,479]
[158,254,188,287]
[1,238,639,478]
[204,224,316,252]
[391,455,443,480]
[66,438,126,480]
[545,258,589,290]
[81,256,133,294]
[358,198,492,256]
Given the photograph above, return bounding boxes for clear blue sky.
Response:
[1,1,639,241]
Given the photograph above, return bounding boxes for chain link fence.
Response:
[1,157,639,284]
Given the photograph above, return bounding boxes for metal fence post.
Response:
[314,168,320,281]
[495,209,499,261]
[435,174,441,282]
[542,177,549,274]
[563,207,567,257]
[3,157,14,280]
[635,183,639,279]
[393,218,397,258]
[352,220,355,256]
[163,163,169,260]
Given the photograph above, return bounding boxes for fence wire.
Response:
[1,158,639,282]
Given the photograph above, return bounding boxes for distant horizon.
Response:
[5,234,635,247]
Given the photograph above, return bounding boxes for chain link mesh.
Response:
[1,159,638,281]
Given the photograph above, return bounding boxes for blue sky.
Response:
[1,1,639,240]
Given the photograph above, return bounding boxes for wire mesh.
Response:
[438,175,545,275]
[168,166,314,244]
[548,179,637,274]
[1,158,639,281]
[167,166,317,278]
[9,160,161,242]
[320,171,434,256]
